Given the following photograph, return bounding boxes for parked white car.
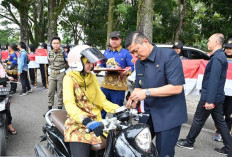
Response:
[127,44,210,84]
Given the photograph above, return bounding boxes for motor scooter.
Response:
[0,86,11,155]
[34,106,158,157]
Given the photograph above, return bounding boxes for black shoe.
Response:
[57,106,62,109]
[176,139,194,149]
[214,147,228,156]
[43,106,53,117]
[9,91,16,94]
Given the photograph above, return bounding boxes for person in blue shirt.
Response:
[177,33,232,156]
[125,32,187,157]
[17,42,32,96]
[63,44,70,56]
[7,44,18,94]
[99,31,134,118]
[172,41,183,55]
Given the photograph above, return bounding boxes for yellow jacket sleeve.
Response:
[63,75,88,124]
[93,75,120,113]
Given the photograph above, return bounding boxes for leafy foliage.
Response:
[0,28,19,46]
[1,0,232,50]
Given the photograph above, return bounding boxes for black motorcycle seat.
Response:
[50,110,106,151]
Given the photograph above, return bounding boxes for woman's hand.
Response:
[82,118,104,137]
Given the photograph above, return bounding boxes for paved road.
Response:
[5,76,227,156]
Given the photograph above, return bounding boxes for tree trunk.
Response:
[137,0,154,43]
[48,0,58,42]
[39,0,45,42]
[19,9,29,46]
[47,0,68,42]
[174,0,188,41]
[106,0,114,49]
[32,1,39,47]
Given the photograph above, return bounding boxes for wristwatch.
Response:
[145,89,151,97]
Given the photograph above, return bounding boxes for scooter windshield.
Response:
[81,47,107,64]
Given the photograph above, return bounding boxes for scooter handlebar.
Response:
[85,109,149,133]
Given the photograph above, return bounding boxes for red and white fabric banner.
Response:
[35,49,48,64]
[28,53,40,68]
[183,59,232,96]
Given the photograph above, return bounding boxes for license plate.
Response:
[0,88,10,95]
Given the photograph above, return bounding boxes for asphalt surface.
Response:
[4,75,227,156]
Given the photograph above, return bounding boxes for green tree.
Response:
[114,1,138,44]
[137,0,154,42]
[80,0,109,48]
[196,0,232,39]
[59,0,85,45]
[1,0,31,45]
[0,27,19,46]
[47,0,69,42]
[106,0,115,48]
[28,0,47,47]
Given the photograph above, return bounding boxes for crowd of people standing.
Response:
[1,31,232,157]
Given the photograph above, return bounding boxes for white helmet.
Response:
[68,45,106,71]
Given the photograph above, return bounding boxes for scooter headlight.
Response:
[135,127,152,152]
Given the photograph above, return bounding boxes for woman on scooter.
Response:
[63,45,120,157]
[0,61,17,135]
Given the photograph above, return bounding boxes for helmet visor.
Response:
[81,47,107,63]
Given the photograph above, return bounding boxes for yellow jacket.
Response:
[63,71,119,144]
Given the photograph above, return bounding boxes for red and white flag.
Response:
[182,59,232,96]
[35,49,48,64]
[28,53,40,68]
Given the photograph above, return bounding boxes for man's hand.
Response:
[8,77,14,81]
[126,99,138,109]
[204,102,215,110]
[130,89,146,102]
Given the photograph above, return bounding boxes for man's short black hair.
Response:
[125,31,150,48]
[51,36,61,44]
[19,41,26,49]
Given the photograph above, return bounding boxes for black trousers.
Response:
[20,70,31,93]
[39,64,48,87]
[8,74,17,92]
[29,68,35,85]
[69,142,91,157]
[222,96,232,131]
[186,100,232,150]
